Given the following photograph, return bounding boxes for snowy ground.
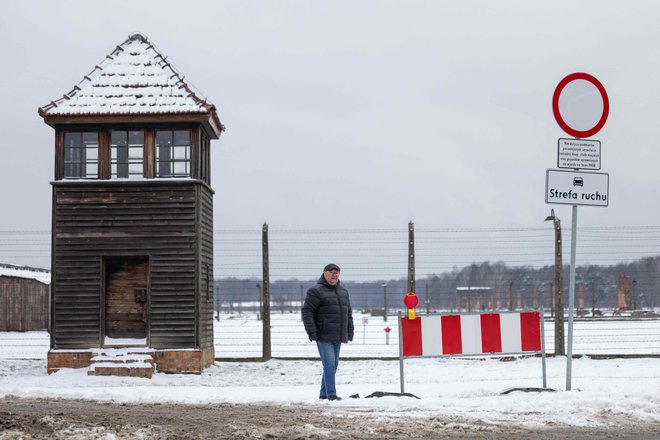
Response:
[1,355,660,431]
[2,313,660,436]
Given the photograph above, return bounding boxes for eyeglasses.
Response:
[326,270,340,274]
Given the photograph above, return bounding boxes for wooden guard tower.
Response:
[39,33,224,374]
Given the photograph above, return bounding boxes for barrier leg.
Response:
[540,306,547,388]
[398,311,405,393]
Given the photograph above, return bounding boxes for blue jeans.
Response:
[316,340,342,398]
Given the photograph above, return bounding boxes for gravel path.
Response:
[2,396,660,439]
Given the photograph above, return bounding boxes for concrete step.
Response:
[87,348,155,378]
[89,362,154,378]
[91,352,154,365]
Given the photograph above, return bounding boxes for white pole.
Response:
[398,311,405,393]
[540,304,547,389]
[566,205,578,390]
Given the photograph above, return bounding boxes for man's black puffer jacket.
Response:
[302,275,354,343]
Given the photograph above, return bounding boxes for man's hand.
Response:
[309,333,317,341]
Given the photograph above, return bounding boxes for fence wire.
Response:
[3,316,660,360]
[1,226,660,359]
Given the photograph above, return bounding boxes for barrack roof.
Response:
[39,33,218,119]
[0,263,50,284]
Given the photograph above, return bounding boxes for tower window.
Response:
[111,130,144,179]
[63,132,98,179]
[156,130,190,178]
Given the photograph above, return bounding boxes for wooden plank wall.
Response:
[197,185,214,349]
[52,180,205,349]
[0,277,49,331]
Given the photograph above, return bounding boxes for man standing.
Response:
[302,263,354,401]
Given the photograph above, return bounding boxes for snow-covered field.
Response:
[2,313,660,360]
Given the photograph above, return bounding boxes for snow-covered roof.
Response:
[0,263,50,284]
[39,33,217,118]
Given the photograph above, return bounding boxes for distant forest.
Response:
[215,256,660,314]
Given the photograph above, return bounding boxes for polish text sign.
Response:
[545,169,609,207]
[557,138,601,170]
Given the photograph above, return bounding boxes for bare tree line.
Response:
[214,256,660,316]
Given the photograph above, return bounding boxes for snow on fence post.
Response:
[398,310,547,393]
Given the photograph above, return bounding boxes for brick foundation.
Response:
[47,351,95,374]
[47,346,215,375]
[91,365,153,378]
[153,347,215,373]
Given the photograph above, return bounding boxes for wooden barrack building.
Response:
[0,263,50,331]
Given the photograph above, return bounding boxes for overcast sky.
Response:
[2,1,660,236]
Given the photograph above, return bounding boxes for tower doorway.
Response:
[104,257,149,344]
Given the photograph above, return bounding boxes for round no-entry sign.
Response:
[552,72,609,139]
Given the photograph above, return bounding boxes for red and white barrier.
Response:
[397,311,548,394]
[401,312,541,357]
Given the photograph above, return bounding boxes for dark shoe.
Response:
[319,396,328,400]
[327,395,342,401]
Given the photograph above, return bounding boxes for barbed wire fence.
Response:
[212,224,660,312]
[4,225,659,279]
[1,224,660,359]
[209,223,660,358]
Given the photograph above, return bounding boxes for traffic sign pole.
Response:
[550,72,609,391]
